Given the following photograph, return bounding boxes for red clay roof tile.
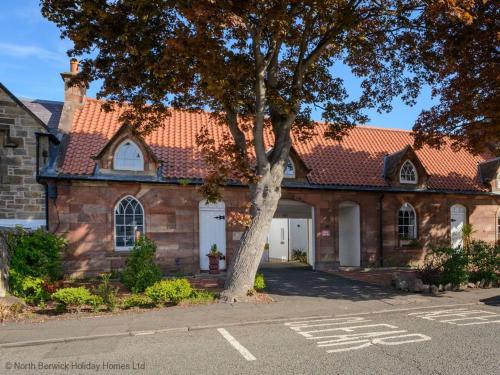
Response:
[60,98,490,192]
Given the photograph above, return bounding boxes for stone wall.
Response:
[0,89,48,227]
[48,180,500,276]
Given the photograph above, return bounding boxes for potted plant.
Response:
[206,244,224,274]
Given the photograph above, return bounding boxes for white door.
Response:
[339,203,361,267]
[199,200,226,271]
[450,204,466,249]
[268,218,289,261]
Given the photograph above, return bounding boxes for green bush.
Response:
[51,287,101,312]
[467,241,499,283]
[7,228,65,281]
[8,273,49,305]
[121,294,154,309]
[95,273,119,311]
[254,272,266,291]
[425,246,469,286]
[121,236,162,293]
[7,228,65,303]
[145,279,192,305]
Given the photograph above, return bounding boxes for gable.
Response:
[382,146,428,189]
[92,123,160,176]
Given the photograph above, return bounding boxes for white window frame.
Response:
[114,195,145,251]
[398,203,417,241]
[113,139,144,171]
[284,157,296,179]
[399,160,418,184]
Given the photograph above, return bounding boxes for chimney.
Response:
[59,59,86,134]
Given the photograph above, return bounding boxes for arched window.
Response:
[284,157,296,178]
[113,140,144,171]
[398,203,417,240]
[115,196,144,250]
[400,160,418,184]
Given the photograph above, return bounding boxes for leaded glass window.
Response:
[398,203,417,240]
[400,160,417,184]
[115,196,144,249]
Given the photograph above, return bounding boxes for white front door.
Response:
[199,200,226,271]
[268,218,289,261]
[450,204,466,249]
[339,203,361,267]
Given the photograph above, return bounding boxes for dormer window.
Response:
[114,140,144,171]
[400,160,417,184]
[284,158,296,178]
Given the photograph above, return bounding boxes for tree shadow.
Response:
[259,264,437,302]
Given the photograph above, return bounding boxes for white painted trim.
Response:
[399,160,418,184]
[114,195,145,251]
[0,219,45,229]
[113,139,145,171]
[217,328,256,361]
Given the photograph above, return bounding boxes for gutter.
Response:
[37,173,499,197]
[379,194,384,267]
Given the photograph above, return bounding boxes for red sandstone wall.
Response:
[48,180,500,276]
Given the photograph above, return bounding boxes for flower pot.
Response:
[208,255,220,274]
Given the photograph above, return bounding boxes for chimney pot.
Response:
[70,59,79,74]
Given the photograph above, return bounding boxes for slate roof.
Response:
[20,98,63,131]
[57,97,493,192]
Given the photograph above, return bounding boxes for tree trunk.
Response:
[220,168,283,302]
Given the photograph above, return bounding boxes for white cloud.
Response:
[0,42,62,62]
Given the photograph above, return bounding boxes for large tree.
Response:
[42,0,427,301]
[412,0,499,155]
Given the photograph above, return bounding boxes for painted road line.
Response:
[285,316,431,354]
[409,308,500,326]
[217,328,256,361]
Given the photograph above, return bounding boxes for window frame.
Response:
[398,203,417,242]
[113,139,145,171]
[284,157,296,179]
[399,160,418,184]
[114,195,145,251]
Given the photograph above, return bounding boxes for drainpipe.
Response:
[379,193,385,267]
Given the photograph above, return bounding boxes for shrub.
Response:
[95,273,119,311]
[145,279,192,305]
[7,228,65,303]
[467,241,499,283]
[423,246,469,286]
[51,287,100,312]
[254,272,266,291]
[7,228,65,281]
[8,273,49,305]
[121,294,154,309]
[121,236,162,293]
[291,249,307,264]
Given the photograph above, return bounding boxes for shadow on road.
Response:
[479,295,500,306]
[258,263,429,302]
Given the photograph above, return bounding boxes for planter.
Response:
[208,255,220,275]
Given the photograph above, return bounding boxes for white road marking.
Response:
[217,328,256,361]
[285,316,431,354]
[409,308,500,326]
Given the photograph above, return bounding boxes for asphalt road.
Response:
[1,267,499,374]
[1,303,499,375]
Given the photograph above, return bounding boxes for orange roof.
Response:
[60,98,490,192]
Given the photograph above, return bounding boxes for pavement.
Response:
[0,265,499,374]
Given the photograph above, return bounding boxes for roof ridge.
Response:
[19,97,64,104]
[355,124,412,133]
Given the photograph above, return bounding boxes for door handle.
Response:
[214,215,225,220]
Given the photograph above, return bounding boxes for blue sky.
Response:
[0,0,435,130]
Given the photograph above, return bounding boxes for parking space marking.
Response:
[408,308,500,326]
[217,328,256,361]
[285,317,431,354]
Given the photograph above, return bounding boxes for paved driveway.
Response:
[259,263,404,302]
